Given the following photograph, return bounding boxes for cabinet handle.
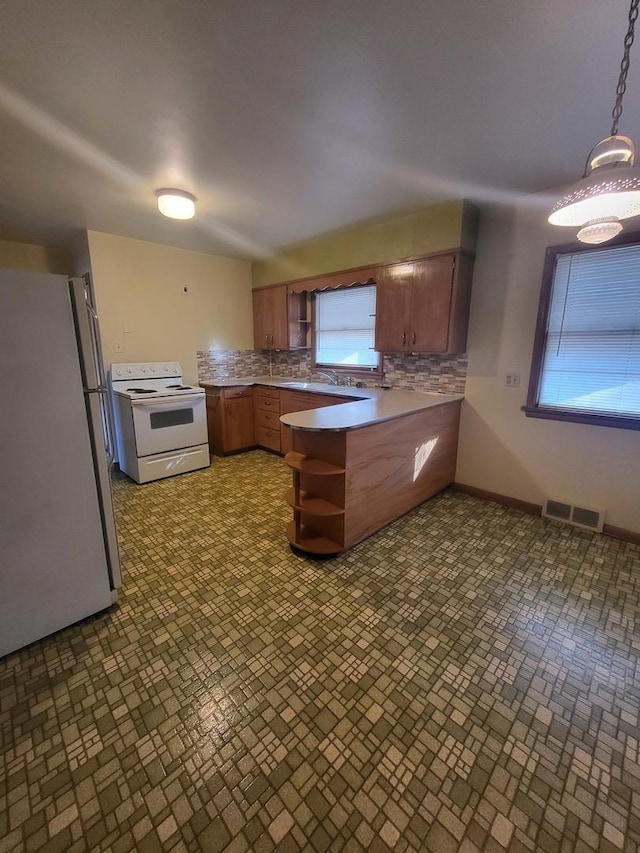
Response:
[265,334,269,345]
[412,331,416,345]
[402,331,406,345]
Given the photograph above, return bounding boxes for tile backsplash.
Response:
[197,349,467,394]
[196,349,267,380]
[382,352,467,393]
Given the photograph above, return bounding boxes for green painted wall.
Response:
[252,200,478,287]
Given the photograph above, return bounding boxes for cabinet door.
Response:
[224,396,255,452]
[410,255,455,353]
[374,263,413,352]
[253,288,271,349]
[205,391,222,453]
[280,423,293,455]
[252,286,289,349]
[270,286,289,349]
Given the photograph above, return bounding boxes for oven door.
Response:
[131,393,207,457]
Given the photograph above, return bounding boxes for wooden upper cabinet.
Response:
[411,255,454,352]
[374,251,473,354]
[253,286,308,350]
[374,263,413,353]
[253,286,288,349]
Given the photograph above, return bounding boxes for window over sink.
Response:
[313,285,381,372]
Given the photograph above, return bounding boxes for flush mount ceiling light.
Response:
[155,189,196,220]
[549,0,640,244]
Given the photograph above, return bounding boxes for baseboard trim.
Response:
[452,482,640,545]
[453,482,541,516]
[601,524,640,546]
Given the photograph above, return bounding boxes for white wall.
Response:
[456,200,640,535]
[85,231,253,383]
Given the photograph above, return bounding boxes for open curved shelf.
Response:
[285,488,344,516]
[286,522,343,555]
[284,451,345,476]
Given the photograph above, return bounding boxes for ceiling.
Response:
[0,0,638,258]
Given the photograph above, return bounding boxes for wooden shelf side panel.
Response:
[285,522,343,555]
[285,488,345,516]
[291,430,347,470]
[343,402,461,547]
[284,451,345,476]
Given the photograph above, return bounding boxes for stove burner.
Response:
[126,388,156,394]
[167,384,192,390]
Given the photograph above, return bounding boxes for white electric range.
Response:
[110,362,210,483]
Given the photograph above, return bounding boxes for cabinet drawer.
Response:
[255,408,281,431]
[256,395,281,413]
[222,386,254,400]
[254,385,280,399]
[281,390,353,414]
[256,425,281,452]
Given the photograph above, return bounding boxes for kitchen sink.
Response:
[279,381,319,389]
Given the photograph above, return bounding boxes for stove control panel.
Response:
[111,362,182,380]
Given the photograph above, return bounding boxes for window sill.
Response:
[522,405,640,431]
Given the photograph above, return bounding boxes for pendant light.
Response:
[156,189,196,220]
[549,0,640,244]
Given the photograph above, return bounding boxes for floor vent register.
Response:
[542,499,605,533]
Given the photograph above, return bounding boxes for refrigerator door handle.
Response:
[71,277,117,469]
[69,277,122,590]
[82,276,108,391]
[85,387,116,466]
[70,277,101,390]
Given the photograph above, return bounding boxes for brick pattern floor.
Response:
[1,450,639,852]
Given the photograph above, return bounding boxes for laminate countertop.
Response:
[199,377,463,432]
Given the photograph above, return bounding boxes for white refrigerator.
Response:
[0,271,121,658]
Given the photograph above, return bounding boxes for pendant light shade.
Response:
[549,0,640,244]
[549,136,640,229]
[576,218,624,244]
[156,189,196,220]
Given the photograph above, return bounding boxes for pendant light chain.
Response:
[549,0,640,243]
[611,0,640,136]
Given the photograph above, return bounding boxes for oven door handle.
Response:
[131,393,204,410]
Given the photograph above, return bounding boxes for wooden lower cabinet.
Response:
[254,386,282,453]
[206,386,255,455]
[206,384,355,457]
[280,390,353,455]
[284,401,462,554]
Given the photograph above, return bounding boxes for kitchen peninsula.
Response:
[200,378,462,555]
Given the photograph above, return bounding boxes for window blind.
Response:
[538,244,640,417]
[315,285,377,368]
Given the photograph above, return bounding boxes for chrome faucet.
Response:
[313,370,339,386]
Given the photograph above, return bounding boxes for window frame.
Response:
[523,231,640,432]
[310,285,383,376]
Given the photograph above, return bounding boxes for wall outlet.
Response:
[504,372,521,387]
